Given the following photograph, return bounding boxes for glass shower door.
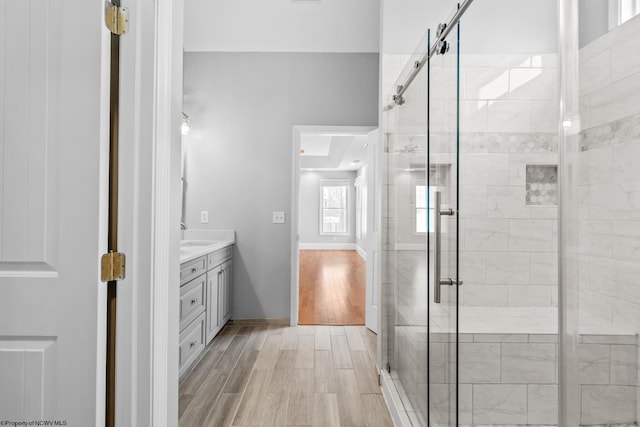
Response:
[383,20,461,427]
[428,21,461,427]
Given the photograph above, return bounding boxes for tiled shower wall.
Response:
[578,13,640,422]
[578,12,640,334]
[447,53,560,308]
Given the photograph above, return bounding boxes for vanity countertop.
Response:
[179,240,234,263]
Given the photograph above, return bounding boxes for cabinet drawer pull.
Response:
[190,342,196,348]
[190,299,197,305]
[191,267,197,273]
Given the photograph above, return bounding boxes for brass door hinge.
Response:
[101,252,126,282]
[105,3,129,35]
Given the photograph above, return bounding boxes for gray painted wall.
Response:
[183,52,379,319]
[299,170,357,245]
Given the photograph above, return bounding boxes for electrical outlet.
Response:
[200,211,209,224]
[272,211,285,224]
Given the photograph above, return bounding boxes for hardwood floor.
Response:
[298,250,366,325]
[179,323,392,427]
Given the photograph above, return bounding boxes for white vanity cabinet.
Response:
[179,243,233,377]
[205,246,233,344]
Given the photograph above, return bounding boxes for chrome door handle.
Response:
[434,190,462,303]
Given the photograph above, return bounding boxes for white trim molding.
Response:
[291,125,376,327]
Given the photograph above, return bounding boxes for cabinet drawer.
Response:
[207,245,233,271]
[179,275,206,331]
[180,255,207,285]
[178,312,206,377]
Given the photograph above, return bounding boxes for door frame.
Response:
[113,0,183,425]
[290,125,376,326]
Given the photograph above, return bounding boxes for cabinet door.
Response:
[223,260,232,322]
[217,260,230,326]
[205,266,220,344]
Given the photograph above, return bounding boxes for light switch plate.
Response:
[200,211,209,224]
[272,211,285,224]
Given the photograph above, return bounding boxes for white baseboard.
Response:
[298,243,357,250]
[355,245,367,261]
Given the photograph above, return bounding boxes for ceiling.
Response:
[300,133,369,171]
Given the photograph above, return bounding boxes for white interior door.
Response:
[365,129,380,333]
[0,1,108,425]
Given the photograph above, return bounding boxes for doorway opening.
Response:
[291,126,377,328]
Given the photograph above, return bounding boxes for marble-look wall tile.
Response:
[461,154,509,185]
[507,285,553,307]
[531,101,559,133]
[613,299,640,331]
[473,334,529,343]
[611,34,640,82]
[459,101,489,133]
[616,260,640,305]
[464,219,509,251]
[590,181,640,221]
[613,220,640,262]
[530,206,558,219]
[460,186,488,218]
[613,139,640,183]
[508,68,556,101]
[463,66,509,100]
[530,252,558,285]
[579,220,613,257]
[527,384,558,425]
[529,334,559,343]
[580,48,612,96]
[459,251,487,285]
[488,101,531,133]
[579,185,591,219]
[486,252,530,285]
[579,344,611,385]
[472,384,527,425]
[487,186,530,219]
[581,335,638,345]
[509,219,553,252]
[501,343,556,383]
[458,343,501,384]
[581,385,637,425]
[586,72,640,128]
[610,345,637,386]
[578,147,613,185]
[461,285,508,308]
[580,289,614,324]
[458,384,473,425]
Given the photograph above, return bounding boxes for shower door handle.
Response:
[434,190,461,304]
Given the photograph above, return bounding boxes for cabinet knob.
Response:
[190,342,196,348]
[191,299,197,305]
[191,268,197,273]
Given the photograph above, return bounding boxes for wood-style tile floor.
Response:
[298,250,366,325]
[179,323,393,427]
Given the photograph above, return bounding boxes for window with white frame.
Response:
[320,180,350,235]
[354,178,362,240]
[416,184,437,234]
